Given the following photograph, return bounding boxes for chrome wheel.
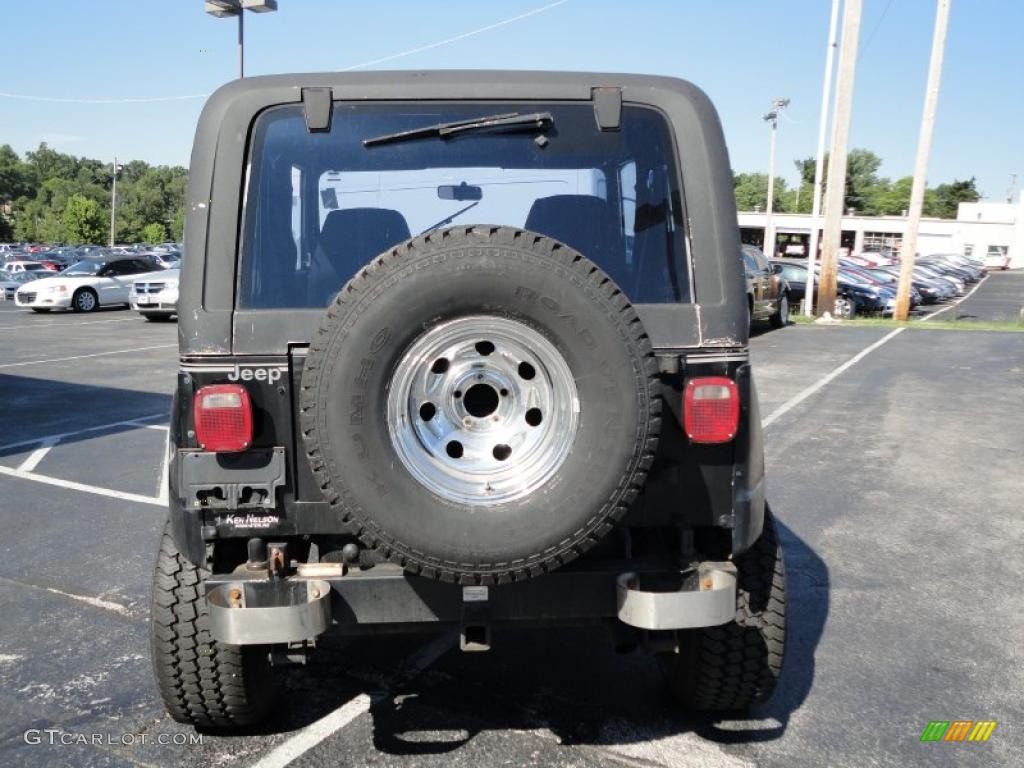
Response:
[387,315,579,506]
[833,296,853,319]
[75,290,97,312]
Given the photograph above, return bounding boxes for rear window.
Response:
[240,102,689,308]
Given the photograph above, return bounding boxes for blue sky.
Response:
[1,0,1021,200]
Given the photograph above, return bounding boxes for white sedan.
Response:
[14,257,157,313]
[130,268,180,320]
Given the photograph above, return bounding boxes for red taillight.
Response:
[684,377,739,444]
[193,384,252,452]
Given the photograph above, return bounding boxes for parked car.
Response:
[130,268,179,320]
[846,251,896,268]
[143,249,181,270]
[14,256,157,312]
[909,263,966,294]
[2,260,51,274]
[918,257,980,283]
[770,259,895,317]
[742,244,790,327]
[867,268,949,303]
[0,270,43,300]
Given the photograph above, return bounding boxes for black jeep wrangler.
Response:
[151,71,785,728]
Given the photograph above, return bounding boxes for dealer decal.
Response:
[216,514,280,529]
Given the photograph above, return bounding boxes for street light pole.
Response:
[804,0,841,316]
[204,1,277,79]
[894,0,952,321]
[763,98,789,259]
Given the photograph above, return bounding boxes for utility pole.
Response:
[237,9,244,78]
[804,0,840,316]
[816,0,863,317]
[109,156,121,247]
[763,98,789,258]
[894,0,951,321]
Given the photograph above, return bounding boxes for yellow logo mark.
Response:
[968,721,997,742]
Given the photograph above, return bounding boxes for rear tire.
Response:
[150,522,275,729]
[833,295,856,319]
[769,293,789,328]
[658,507,786,711]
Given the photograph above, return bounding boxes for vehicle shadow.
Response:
[354,518,830,755]
[0,374,172,457]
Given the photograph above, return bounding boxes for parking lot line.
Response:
[16,437,58,472]
[0,463,164,506]
[762,328,904,428]
[249,633,455,768]
[0,412,167,453]
[0,316,138,331]
[42,585,133,618]
[0,343,175,369]
[920,273,989,321]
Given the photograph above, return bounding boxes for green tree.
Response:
[733,172,789,212]
[794,148,883,214]
[63,194,105,244]
[928,177,980,218]
[142,222,167,243]
[0,144,33,204]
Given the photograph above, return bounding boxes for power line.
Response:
[0,91,209,104]
[341,0,569,71]
[0,0,570,105]
[860,0,897,54]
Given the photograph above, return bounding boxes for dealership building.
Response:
[738,193,1023,267]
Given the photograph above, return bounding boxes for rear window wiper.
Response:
[363,111,555,147]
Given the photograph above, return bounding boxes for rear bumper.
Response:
[204,561,738,646]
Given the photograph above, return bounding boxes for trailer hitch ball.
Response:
[246,538,268,571]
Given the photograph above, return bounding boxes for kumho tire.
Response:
[658,506,787,711]
[299,225,661,585]
[150,523,275,729]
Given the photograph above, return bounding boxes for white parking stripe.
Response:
[0,343,175,368]
[0,464,164,506]
[43,586,133,618]
[17,437,58,472]
[920,273,988,321]
[0,317,138,330]
[249,695,373,768]
[0,413,167,453]
[249,634,455,768]
[157,430,171,504]
[762,328,904,428]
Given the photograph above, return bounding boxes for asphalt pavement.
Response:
[950,269,1024,322]
[1,299,1022,768]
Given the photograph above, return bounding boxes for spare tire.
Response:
[299,226,660,584]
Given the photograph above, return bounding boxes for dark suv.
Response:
[152,72,786,728]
